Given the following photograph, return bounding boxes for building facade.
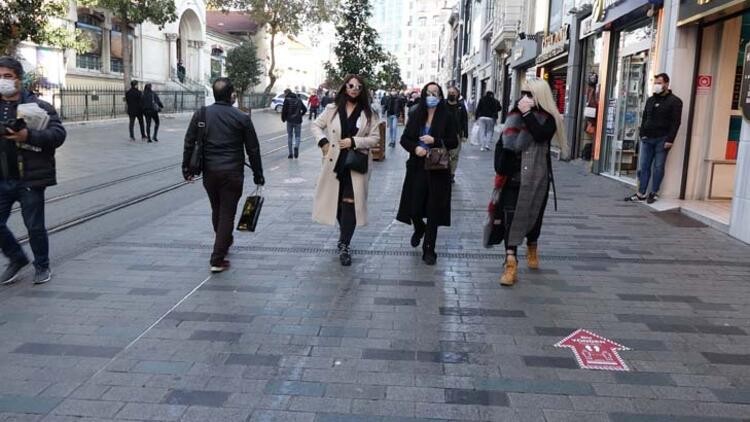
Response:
[400,0,457,88]
[440,0,750,243]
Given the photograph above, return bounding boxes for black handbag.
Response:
[188,106,206,175]
[237,188,264,232]
[343,149,368,174]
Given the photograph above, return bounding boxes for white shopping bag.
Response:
[470,121,480,146]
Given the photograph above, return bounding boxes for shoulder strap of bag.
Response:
[197,106,207,142]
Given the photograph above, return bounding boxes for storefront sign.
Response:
[593,0,627,22]
[537,24,570,65]
[555,329,630,371]
[739,42,750,121]
[606,98,617,135]
[590,0,651,31]
[678,0,741,26]
[510,39,541,69]
[697,74,713,95]
[580,16,595,40]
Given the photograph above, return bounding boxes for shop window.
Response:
[111,22,134,74]
[75,12,103,71]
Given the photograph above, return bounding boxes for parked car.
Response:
[270,92,310,113]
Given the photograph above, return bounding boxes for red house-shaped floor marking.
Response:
[555,329,630,371]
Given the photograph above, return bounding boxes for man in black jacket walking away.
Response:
[625,73,682,204]
[281,90,307,159]
[0,56,66,285]
[475,91,501,151]
[125,80,147,142]
[182,78,265,273]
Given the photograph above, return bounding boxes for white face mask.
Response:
[653,83,664,94]
[0,79,18,97]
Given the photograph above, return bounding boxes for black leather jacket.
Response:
[182,102,263,182]
[0,90,66,187]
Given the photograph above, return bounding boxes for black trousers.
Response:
[144,111,160,140]
[129,114,146,139]
[412,218,438,250]
[202,170,243,265]
[336,170,356,245]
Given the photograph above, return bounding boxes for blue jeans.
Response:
[388,115,399,145]
[638,136,668,195]
[287,122,302,154]
[0,181,49,270]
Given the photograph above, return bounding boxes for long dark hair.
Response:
[333,74,373,122]
[411,81,444,126]
[143,83,153,94]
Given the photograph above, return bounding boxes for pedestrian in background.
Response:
[384,88,404,147]
[475,91,502,151]
[445,86,468,184]
[308,92,321,120]
[396,82,459,266]
[311,75,380,267]
[177,60,186,83]
[494,78,565,287]
[125,80,147,142]
[321,91,334,108]
[142,83,163,143]
[625,73,682,204]
[0,56,66,285]
[281,89,307,159]
[182,77,265,273]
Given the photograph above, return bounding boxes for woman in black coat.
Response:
[396,82,459,265]
[142,83,164,142]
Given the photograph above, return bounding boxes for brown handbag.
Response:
[424,147,450,171]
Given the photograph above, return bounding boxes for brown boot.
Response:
[527,244,539,270]
[500,255,518,286]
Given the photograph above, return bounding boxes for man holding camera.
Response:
[0,56,66,285]
[182,78,265,273]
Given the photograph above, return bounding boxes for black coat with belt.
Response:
[396,102,459,227]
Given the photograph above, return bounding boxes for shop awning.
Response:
[536,52,568,68]
[678,0,750,26]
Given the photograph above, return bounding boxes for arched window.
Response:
[76,10,103,70]
[111,21,134,74]
[210,47,224,80]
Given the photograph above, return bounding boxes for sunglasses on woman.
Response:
[347,83,363,91]
[520,90,533,98]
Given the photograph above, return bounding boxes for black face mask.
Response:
[447,94,457,102]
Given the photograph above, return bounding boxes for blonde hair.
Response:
[523,77,567,154]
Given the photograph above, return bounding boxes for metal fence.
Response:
[239,93,275,110]
[33,86,206,122]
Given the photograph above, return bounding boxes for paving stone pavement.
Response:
[1,126,750,421]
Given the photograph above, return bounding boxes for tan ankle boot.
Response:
[500,255,518,286]
[527,244,539,270]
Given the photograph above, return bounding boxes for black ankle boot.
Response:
[422,245,437,266]
[411,226,425,247]
[294,147,299,158]
[338,242,352,266]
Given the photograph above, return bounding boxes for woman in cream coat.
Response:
[311,75,381,266]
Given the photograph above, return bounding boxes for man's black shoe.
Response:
[1,258,30,285]
[625,193,646,202]
[33,268,52,285]
[288,154,293,159]
[646,192,659,204]
[210,260,231,273]
[294,147,299,159]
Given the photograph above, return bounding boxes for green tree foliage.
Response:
[375,52,403,90]
[209,0,338,95]
[324,0,385,88]
[225,41,263,106]
[79,0,177,88]
[1,0,86,56]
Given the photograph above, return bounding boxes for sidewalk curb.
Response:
[62,107,277,127]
